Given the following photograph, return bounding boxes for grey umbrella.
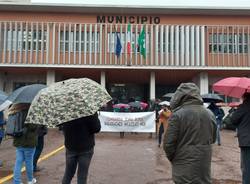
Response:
[201,93,224,103]
[0,84,46,111]
[0,90,7,105]
[6,84,46,104]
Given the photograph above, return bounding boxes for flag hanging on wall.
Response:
[127,23,131,57]
[138,25,146,59]
[115,33,122,58]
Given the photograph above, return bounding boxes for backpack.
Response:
[5,110,28,137]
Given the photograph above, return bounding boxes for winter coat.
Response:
[163,83,217,184]
[208,103,225,124]
[0,111,4,139]
[231,99,250,147]
[62,112,101,152]
[9,104,38,148]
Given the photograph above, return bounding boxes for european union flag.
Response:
[115,33,122,58]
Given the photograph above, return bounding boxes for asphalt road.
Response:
[0,129,242,184]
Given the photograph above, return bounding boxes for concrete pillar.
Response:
[100,71,106,88]
[198,72,209,95]
[46,70,56,86]
[150,71,155,100]
[0,72,4,91]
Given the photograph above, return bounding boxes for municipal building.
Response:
[1,0,250,103]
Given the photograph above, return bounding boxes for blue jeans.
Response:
[13,147,36,184]
[62,148,94,184]
[241,147,250,184]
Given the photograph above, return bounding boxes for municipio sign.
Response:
[97,15,160,24]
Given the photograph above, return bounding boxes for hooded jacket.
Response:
[163,83,217,184]
[9,103,38,148]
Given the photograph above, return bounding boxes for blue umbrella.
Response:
[0,84,47,111]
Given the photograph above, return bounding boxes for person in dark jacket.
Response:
[231,93,250,184]
[0,111,5,167]
[33,125,48,172]
[61,112,101,184]
[11,103,38,184]
[163,83,217,184]
[208,102,225,145]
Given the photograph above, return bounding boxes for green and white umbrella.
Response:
[25,78,112,128]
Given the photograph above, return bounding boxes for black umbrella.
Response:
[201,93,223,103]
[162,93,174,101]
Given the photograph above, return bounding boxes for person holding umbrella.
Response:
[0,111,5,167]
[207,102,225,146]
[24,78,112,184]
[10,103,38,184]
[61,113,101,184]
[231,92,250,184]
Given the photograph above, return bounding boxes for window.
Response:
[7,30,47,51]
[60,31,100,52]
[209,33,249,53]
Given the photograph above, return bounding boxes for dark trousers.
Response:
[158,123,164,145]
[33,135,44,170]
[241,147,250,184]
[62,148,94,184]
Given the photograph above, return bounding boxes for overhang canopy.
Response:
[1,3,250,15]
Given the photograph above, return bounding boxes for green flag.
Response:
[138,25,146,59]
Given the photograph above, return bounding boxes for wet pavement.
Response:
[0,129,242,184]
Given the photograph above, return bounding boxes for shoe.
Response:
[27,178,37,184]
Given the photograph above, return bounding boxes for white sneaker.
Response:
[27,178,37,184]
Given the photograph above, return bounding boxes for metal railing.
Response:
[0,21,250,68]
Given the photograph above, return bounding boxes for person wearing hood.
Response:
[231,93,250,184]
[163,83,217,184]
[10,103,38,184]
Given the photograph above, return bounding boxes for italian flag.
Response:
[127,24,131,57]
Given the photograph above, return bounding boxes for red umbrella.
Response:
[228,101,242,107]
[212,77,250,98]
[113,103,130,109]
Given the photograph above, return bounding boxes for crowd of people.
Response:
[0,82,249,184]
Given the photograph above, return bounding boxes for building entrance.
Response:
[108,83,148,103]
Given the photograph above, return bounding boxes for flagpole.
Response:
[114,25,117,65]
[114,24,122,65]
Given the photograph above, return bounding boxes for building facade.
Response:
[0,3,250,103]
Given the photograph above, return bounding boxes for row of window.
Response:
[2,31,250,54]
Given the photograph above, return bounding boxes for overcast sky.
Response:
[31,0,250,8]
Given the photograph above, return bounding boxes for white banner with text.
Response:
[99,111,156,132]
